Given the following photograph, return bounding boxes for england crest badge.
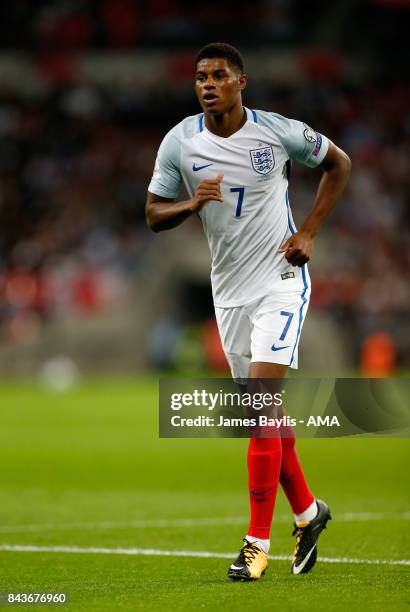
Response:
[250,146,275,175]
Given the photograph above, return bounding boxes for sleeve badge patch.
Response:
[303,124,317,144]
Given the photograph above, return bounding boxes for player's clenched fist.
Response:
[278,230,314,267]
[189,173,224,212]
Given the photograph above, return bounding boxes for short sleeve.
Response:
[278,117,329,167]
[256,112,329,168]
[148,127,182,199]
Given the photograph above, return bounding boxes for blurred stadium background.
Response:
[0,0,408,379]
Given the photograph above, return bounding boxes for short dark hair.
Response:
[195,42,244,73]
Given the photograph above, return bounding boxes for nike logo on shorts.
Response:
[271,344,290,351]
[192,162,213,171]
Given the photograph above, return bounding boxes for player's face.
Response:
[195,58,246,115]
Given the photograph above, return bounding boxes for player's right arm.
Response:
[146,124,223,232]
[146,174,223,233]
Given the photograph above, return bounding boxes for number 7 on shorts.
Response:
[279,311,294,341]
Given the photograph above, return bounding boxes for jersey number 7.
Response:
[230,187,245,218]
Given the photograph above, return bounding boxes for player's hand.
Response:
[190,173,224,212]
[277,231,314,267]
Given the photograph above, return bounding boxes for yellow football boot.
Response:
[228,539,268,581]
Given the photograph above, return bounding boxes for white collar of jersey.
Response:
[202,106,256,140]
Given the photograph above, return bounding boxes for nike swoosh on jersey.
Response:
[292,544,316,574]
[192,162,213,171]
[271,344,290,351]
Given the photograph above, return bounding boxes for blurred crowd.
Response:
[0,1,359,49]
[0,0,277,49]
[0,85,152,342]
[0,0,408,58]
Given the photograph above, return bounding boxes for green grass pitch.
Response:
[0,378,409,611]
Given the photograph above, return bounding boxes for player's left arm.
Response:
[278,141,351,267]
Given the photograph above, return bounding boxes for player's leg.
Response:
[246,361,286,549]
[249,292,331,575]
[247,361,315,527]
[280,431,315,520]
[215,307,272,581]
[227,362,285,581]
[214,304,251,386]
[278,400,316,525]
[279,429,331,573]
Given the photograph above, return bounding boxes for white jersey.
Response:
[148,107,329,308]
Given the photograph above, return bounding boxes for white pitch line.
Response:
[0,512,409,534]
[0,544,408,566]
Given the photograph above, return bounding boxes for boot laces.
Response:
[238,541,261,566]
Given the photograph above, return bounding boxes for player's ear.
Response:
[238,73,247,91]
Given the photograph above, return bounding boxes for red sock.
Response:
[247,437,282,539]
[279,433,314,515]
